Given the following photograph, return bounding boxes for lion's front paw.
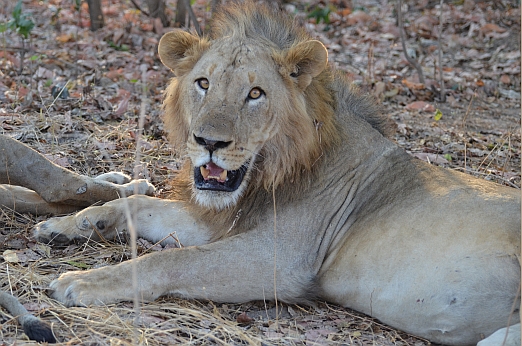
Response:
[33,216,79,245]
[50,266,132,307]
[121,179,156,196]
[50,269,123,306]
[95,172,132,184]
[95,173,155,196]
[50,271,100,307]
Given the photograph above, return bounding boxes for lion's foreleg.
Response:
[50,231,315,307]
[34,195,211,246]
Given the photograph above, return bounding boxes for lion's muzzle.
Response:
[194,162,248,192]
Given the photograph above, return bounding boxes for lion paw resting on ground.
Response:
[32,2,520,345]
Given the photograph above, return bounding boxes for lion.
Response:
[30,3,519,345]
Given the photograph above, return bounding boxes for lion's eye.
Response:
[196,78,209,90]
[248,87,263,100]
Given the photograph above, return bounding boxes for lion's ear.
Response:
[158,30,208,75]
[284,40,328,89]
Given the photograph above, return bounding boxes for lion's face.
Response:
[181,40,287,209]
[159,31,328,210]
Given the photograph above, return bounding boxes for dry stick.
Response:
[272,183,279,329]
[116,64,150,344]
[461,93,475,171]
[397,0,425,85]
[129,0,150,16]
[438,0,446,102]
[182,0,202,36]
[131,63,151,337]
[367,41,374,83]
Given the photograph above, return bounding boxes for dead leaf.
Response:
[56,33,74,43]
[24,302,52,312]
[236,312,253,324]
[384,88,399,98]
[480,23,507,35]
[338,8,352,17]
[402,79,425,90]
[500,75,511,84]
[0,51,20,68]
[346,11,373,25]
[405,101,435,112]
[3,250,19,263]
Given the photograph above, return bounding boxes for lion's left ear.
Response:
[158,30,209,76]
[284,40,328,90]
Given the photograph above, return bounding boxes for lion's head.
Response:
[158,3,340,210]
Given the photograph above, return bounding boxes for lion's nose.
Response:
[193,135,232,153]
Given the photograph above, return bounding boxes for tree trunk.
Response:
[86,0,104,31]
[146,0,169,27]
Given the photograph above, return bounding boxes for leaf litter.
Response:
[0,0,519,344]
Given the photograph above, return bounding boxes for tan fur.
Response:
[0,134,155,215]
[32,3,519,345]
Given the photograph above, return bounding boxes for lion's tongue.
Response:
[200,162,228,182]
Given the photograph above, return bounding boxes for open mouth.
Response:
[194,162,248,192]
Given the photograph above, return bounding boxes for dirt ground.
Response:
[0,0,520,344]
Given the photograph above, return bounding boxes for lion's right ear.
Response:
[158,31,209,76]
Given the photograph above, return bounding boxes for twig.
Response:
[397,0,425,84]
[438,0,446,102]
[129,0,150,16]
[183,0,202,36]
[18,38,25,75]
[272,183,279,328]
[461,92,475,128]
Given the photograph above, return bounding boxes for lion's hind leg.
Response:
[0,134,155,215]
[0,185,84,215]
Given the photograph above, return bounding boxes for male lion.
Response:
[32,3,519,345]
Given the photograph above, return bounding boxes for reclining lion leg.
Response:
[33,195,211,246]
[48,228,313,307]
[0,135,155,212]
[0,185,81,215]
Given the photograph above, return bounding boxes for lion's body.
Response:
[28,3,520,345]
